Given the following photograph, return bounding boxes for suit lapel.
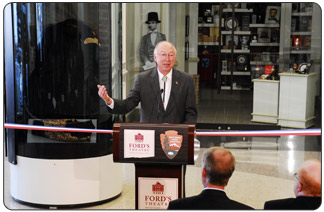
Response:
[155,33,163,45]
[150,69,164,111]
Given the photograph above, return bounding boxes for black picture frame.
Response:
[265,6,281,24]
[185,16,190,37]
[185,41,189,60]
[257,28,271,43]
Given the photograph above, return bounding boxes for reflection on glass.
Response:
[28,18,100,119]
[7,3,116,154]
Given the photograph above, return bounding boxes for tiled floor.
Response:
[3,87,322,210]
[197,87,255,124]
[197,86,321,128]
[3,135,321,210]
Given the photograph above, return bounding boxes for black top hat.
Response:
[145,12,161,24]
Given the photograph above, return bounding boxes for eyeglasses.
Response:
[158,53,176,59]
[294,172,300,181]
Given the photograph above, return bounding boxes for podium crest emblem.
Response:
[160,130,183,160]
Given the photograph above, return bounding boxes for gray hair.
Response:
[153,41,177,56]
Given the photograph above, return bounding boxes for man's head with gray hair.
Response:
[153,41,177,75]
[153,41,177,56]
[294,159,321,197]
[201,147,236,188]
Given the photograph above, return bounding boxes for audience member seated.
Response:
[264,159,321,210]
[167,147,254,210]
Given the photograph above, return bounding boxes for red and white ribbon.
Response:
[195,129,321,136]
[4,123,321,137]
[4,123,113,134]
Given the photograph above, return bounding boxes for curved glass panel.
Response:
[5,3,121,159]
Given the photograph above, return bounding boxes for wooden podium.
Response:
[113,123,195,209]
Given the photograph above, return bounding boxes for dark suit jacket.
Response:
[264,196,321,210]
[139,32,166,63]
[108,68,197,124]
[167,189,254,210]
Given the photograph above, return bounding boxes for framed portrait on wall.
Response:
[257,28,270,43]
[265,6,280,24]
[225,35,239,48]
[186,16,190,37]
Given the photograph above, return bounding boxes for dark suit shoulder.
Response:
[137,68,156,78]
[167,195,204,210]
[229,200,254,210]
[173,69,193,78]
[264,196,321,210]
[161,33,166,40]
[264,198,295,209]
[142,33,151,39]
[168,190,254,210]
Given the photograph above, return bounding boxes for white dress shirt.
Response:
[157,69,172,110]
[150,29,157,45]
[203,187,225,192]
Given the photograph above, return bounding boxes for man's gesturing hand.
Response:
[97,84,112,105]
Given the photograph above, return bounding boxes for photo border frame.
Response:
[265,6,280,24]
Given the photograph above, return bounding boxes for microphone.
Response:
[161,88,165,107]
[157,89,164,122]
[159,89,164,111]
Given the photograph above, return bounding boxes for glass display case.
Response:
[197,3,321,126]
[249,3,281,80]
[198,3,253,91]
[276,3,321,129]
[250,3,321,127]
[5,3,119,160]
[279,3,321,76]
[219,3,253,91]
[4,2,123,207]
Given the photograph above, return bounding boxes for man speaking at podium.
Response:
[97,41,197,125]
[98,41,196,197]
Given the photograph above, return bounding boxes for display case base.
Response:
[12,193,121,209]
[10,154,122,207]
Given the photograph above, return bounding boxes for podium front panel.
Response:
[135,164,183,209]
[113,123,194,165]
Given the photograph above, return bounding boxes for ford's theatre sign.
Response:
[124,129,155,158]
[138,177,178,209]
